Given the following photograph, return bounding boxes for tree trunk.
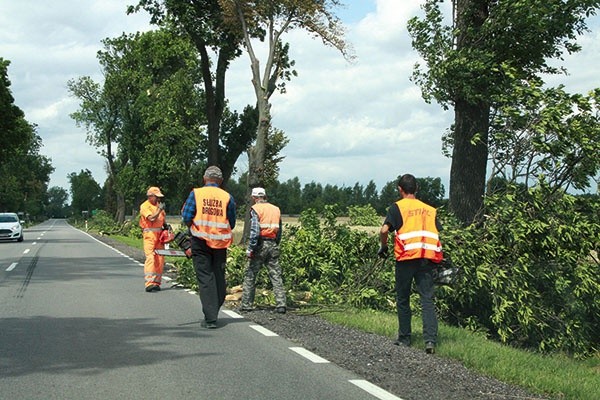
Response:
[448,99,489,224]
[449,0,490,225]
[115,193,126,224]
[243,95,271,243]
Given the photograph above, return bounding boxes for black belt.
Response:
[261,237,276,241]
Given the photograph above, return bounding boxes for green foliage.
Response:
[0,58,54,218]
[408,0,600,224]
[173,258,197,291]
[46,187,69,218]
[225,245,248,287]
[276,206,393,309]
[85,210,119,232]
[68,169,102,215]
[347,204,381,226]
[439,184,600,357]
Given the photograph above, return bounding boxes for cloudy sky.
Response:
[1,0,599,196]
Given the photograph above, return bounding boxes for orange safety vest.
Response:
[139,200,165,231]
[189,186,232,249]
[394,198,443,263]
[252,202,281,239]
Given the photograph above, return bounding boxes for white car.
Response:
[0,212,24,242]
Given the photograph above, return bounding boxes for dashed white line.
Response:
[23,249,30,255]
[221,309,244,319]
[289,347,330,363]
[6,262,18,272]
[249,325,279,337]
[32,242,37,245]
[349,380,404,400]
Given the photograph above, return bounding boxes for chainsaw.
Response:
[154,231,192,258]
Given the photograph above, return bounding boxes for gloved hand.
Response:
[246,249,254,258]
[158,202,165,210]
[377,245,389,259]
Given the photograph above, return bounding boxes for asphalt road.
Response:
[0,219,401,400]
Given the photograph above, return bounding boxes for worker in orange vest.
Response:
[139,186,166,292]
[240,187,286,314]
[379,174,443,354]
[181,166,236,329]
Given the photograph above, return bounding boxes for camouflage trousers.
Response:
[241,240,287,308]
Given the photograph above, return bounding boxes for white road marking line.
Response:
[6,263,18,272]
[349,380,404,400]
[32,242,37,245]
[37,237,41,240]
[79,230,142,266]
[250,325,279,337]
[289,347,329,363]
[23,249,30,255]
[221,309,244,319]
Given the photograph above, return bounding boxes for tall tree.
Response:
[218,0,352,191]
[69,29,207,221]
[129,0,256,183]
[46,187,69,218]
[408,0,600,223]
[0,58,54,217]
[68,169,102,215]
[416,177,445,207]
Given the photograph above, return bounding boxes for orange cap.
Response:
[146,186,164,197]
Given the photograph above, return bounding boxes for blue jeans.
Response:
[395,259,438,344]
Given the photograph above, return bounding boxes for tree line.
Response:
[58,167,445,219]
[0,58,53,218]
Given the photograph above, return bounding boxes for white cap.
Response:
[251,187,266,197]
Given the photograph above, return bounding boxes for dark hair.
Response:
[397,174,417,194]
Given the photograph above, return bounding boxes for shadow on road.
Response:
[0,315,218,378]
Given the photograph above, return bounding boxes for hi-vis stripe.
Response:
[397,230,439,241]
[404,243,442,251]
[194,231,232,240]
[259,223,279,229]
[194,220,230,229]
[143,227,162,232]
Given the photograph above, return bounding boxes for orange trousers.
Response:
[143,232,165,288]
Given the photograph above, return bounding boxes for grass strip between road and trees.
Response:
[317,308,599,400]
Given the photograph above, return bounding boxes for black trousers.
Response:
[191,237,227,323]
[395,259,438,344]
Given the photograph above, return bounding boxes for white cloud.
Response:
[1,0,598,198]
[0,0,152,191]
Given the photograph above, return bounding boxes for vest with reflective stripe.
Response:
[190,186,232,249]
[394,198,443,263]
[252,202,281,239]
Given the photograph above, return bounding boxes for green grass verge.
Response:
[110,234,141,248]
[316,308,599,400]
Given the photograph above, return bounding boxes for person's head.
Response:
[146,186,164,204]
[397,174,417,196]
[251,187,266,202]
[203,165,223,185]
